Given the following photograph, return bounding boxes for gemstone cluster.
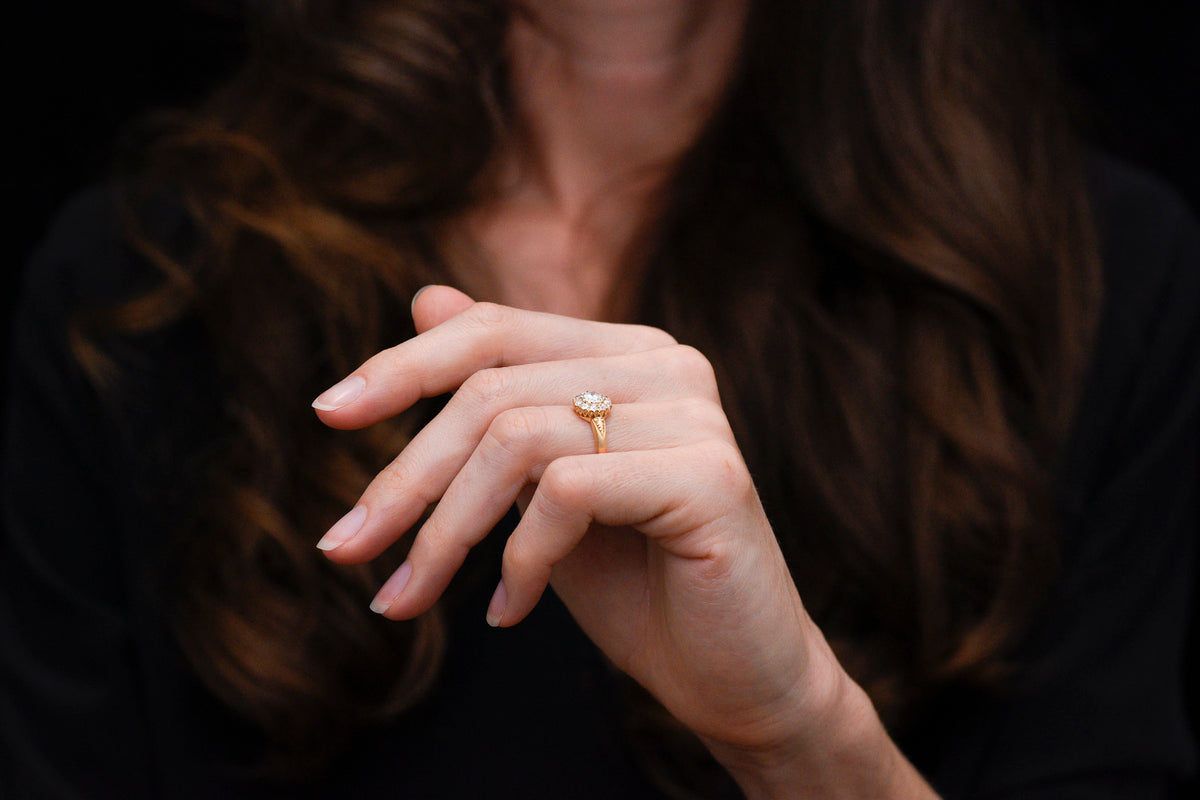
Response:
[573,391,612,418]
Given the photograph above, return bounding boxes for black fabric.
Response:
[2,157,1197,798]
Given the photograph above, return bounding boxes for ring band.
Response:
[573,391,612,454]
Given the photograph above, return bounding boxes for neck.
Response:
[452,0,749,320]
[502,0,750,217]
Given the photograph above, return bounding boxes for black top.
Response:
[2,157,1198,799]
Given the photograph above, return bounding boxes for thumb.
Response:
[411,285,476,334]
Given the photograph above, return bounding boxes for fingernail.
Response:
[316,505,367,551]
[411,284,435,315]
[485,579,507,628]
[371,560,413,614]
[312,374,366,411]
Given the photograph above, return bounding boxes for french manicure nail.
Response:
[411,284,435,315]
[485,579,507,628]
[312,374,366,411]
[371,560,413,614]
[316,505,367,551]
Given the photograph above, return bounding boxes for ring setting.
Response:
[573,391,612,454]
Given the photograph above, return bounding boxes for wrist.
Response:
[702,644,937,800]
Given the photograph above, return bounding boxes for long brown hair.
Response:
[87,0,1100,782]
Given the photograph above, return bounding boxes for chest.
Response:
[453,194,650,321]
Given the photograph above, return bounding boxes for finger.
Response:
[368,401,731,618]
[319,348,720,564]
[311,301,677,427]
[491,440,756,627]
[432,399,729,535]
[411,284,475,334]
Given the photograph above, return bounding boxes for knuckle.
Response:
[415,519,471,568]
[459,366,513,409]
[485,407,546,458]
[668,344,719,390]
[695,439,754,495]
[374,455,438,508]
[465,301,515,332]
[631,324,678,348]
[669,396,733,441]
[502,531,542,579]
[677,396,722,429]
[538,458,591,511]
[373,455,416,498]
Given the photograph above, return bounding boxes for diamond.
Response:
[573,391,611,418]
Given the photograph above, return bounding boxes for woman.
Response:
[3,0,1196,797]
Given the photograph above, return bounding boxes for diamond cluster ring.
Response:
[572,391,612,454]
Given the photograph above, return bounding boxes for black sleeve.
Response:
[0,188,161,798]
[923,161,1200,799]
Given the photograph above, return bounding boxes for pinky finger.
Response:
[487,443,742,626]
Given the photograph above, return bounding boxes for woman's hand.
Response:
[313,286,935,798]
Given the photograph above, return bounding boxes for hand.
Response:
[313,286,933,797]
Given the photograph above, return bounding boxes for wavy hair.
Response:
[86,0,1100,787]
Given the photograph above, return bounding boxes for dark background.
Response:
[7,2,1199,273]
[6,1,1199,292]
[5,0,1199,793]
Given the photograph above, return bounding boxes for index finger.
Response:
[311,300,676,429]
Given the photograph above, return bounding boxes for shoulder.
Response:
[1062,155,1200,511]
[12,182,208,416]
[8,183,215,475]
[940,156,1200,799]
[1086,152,1200,330]
[1086,151,1196,235]
[19,183,190,317]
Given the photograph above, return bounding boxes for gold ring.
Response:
[572,391,612,454]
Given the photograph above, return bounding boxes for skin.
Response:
[459,0,751,319]
[313,1,941,796]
